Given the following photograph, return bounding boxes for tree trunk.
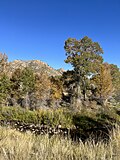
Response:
[24,92,30,109]
[71,82,82,110]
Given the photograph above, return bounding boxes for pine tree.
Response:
[10,67,35,108]
[0,74,11,106]
[64,36,103,109]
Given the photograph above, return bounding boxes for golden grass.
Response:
[0,126,120,160]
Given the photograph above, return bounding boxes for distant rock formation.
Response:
[8,60,64,76]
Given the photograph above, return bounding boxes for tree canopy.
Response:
[64,36,104,108]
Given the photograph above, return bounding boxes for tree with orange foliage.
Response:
[91,63,113,106]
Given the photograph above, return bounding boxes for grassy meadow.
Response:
[0,126,119,160]
[0,106,119,159]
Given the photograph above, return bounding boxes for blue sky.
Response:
[0,0,120,70]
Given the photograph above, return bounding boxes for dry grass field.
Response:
[0,126,119,160]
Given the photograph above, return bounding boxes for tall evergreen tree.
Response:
[0,74,11,106]
[64,36,103,109]
[10,67,35,108]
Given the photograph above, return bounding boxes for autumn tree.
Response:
[64,36,103,109]
[34,72,63,108]
[49,76,63,107]
[109,64,120,90]
[109,64,120,103]
[91,63,113,106]
[34,71,51,99]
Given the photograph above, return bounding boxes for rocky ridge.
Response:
[8,60,64,76]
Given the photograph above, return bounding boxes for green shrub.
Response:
[0,106,73,127]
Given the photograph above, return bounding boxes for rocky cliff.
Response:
[8,60,64,76]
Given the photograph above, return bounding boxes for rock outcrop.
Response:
[8,60,64,76]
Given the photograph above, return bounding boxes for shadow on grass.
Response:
[71,114,114,142]
[116,110,120,116]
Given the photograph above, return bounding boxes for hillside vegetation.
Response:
[0,36,120,110]
[0,106,120,142]
[0,36,120,159]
